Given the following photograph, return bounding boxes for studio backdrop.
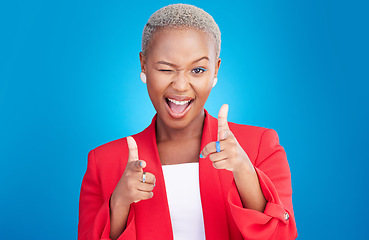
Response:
[0,0,368,239]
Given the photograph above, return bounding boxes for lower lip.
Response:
[164,99,194,119]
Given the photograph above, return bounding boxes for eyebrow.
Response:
[156,61,177,67]
[155,56,209,67]
[192,56,209,64]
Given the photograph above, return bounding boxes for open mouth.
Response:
[165,97,194,118]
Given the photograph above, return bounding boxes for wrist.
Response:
[110,192,131,212]
[232,160,254,176]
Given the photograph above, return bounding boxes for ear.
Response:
[139,52,146,73]
[212,58,221,88]
[214,57,221,78]
[140,72,147,84]
[212,77,218,88]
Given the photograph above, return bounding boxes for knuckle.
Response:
[143,192,152,200]
[147,172,154,179]
[147,173,155,183]
[203,145,209,154]
[148,185,154,191]
[221,141,227,150]
[212,162,217,168]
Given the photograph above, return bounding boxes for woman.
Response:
[78,4,297,240]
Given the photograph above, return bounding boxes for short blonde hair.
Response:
[142,4,221,57]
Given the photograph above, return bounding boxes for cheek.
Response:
[147,72,167,91]
[194,70,216,92]
[191,79,213,99]
[146,75,160,101]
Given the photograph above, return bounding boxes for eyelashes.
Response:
[158,67,208,74]
[191,67,207,74]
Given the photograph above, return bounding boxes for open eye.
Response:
[191,67,207,74]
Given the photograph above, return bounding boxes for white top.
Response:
[162,162,206,240]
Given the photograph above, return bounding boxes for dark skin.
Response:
[109,27,266,240]
[157,136,202,165]
[144,27,219,165]
[155,97,204,166]
[143,28,219,131]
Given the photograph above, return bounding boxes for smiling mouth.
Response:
[165,97,194,117]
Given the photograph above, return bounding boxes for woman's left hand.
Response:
[200,104,267,211]
[200,104,254,174]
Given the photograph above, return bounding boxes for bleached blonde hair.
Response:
[142,4,221,57]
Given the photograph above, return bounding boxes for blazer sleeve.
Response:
[228,129,298,240]
[78,149,136,240]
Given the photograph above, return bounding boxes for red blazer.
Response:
[78,110,297,240]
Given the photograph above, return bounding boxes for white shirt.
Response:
[162,162,206,240]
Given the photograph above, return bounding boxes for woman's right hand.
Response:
[111,136,156,207]
[110,136,155,239]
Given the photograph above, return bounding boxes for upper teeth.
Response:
[167,98,191,105]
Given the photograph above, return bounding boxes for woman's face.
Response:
[140,27,221,130]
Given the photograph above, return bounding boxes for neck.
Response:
[156,110,205,142]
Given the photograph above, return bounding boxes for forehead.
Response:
[146,27,217,63]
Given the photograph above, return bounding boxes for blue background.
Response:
[1,0,368,239]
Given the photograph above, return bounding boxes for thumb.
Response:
[218,104,229,141]
[127,136,146,171]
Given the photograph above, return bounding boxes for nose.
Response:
[171,71,190,92]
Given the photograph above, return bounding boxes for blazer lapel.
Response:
[132,115,173,239]
[199,110,230,240]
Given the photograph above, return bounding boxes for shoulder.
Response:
[229,121,271,150]
[87,116,156,173]
[85,137,129,175]
[89,123,152,166]
[92,137,127,159]
[228,121,269,137]
[207,112,278,149]
[207,111,269,137]
[228,121,280,146]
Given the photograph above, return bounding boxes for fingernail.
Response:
[153,183,156,187]
[139,162,143,167]
[199,153,203,158]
